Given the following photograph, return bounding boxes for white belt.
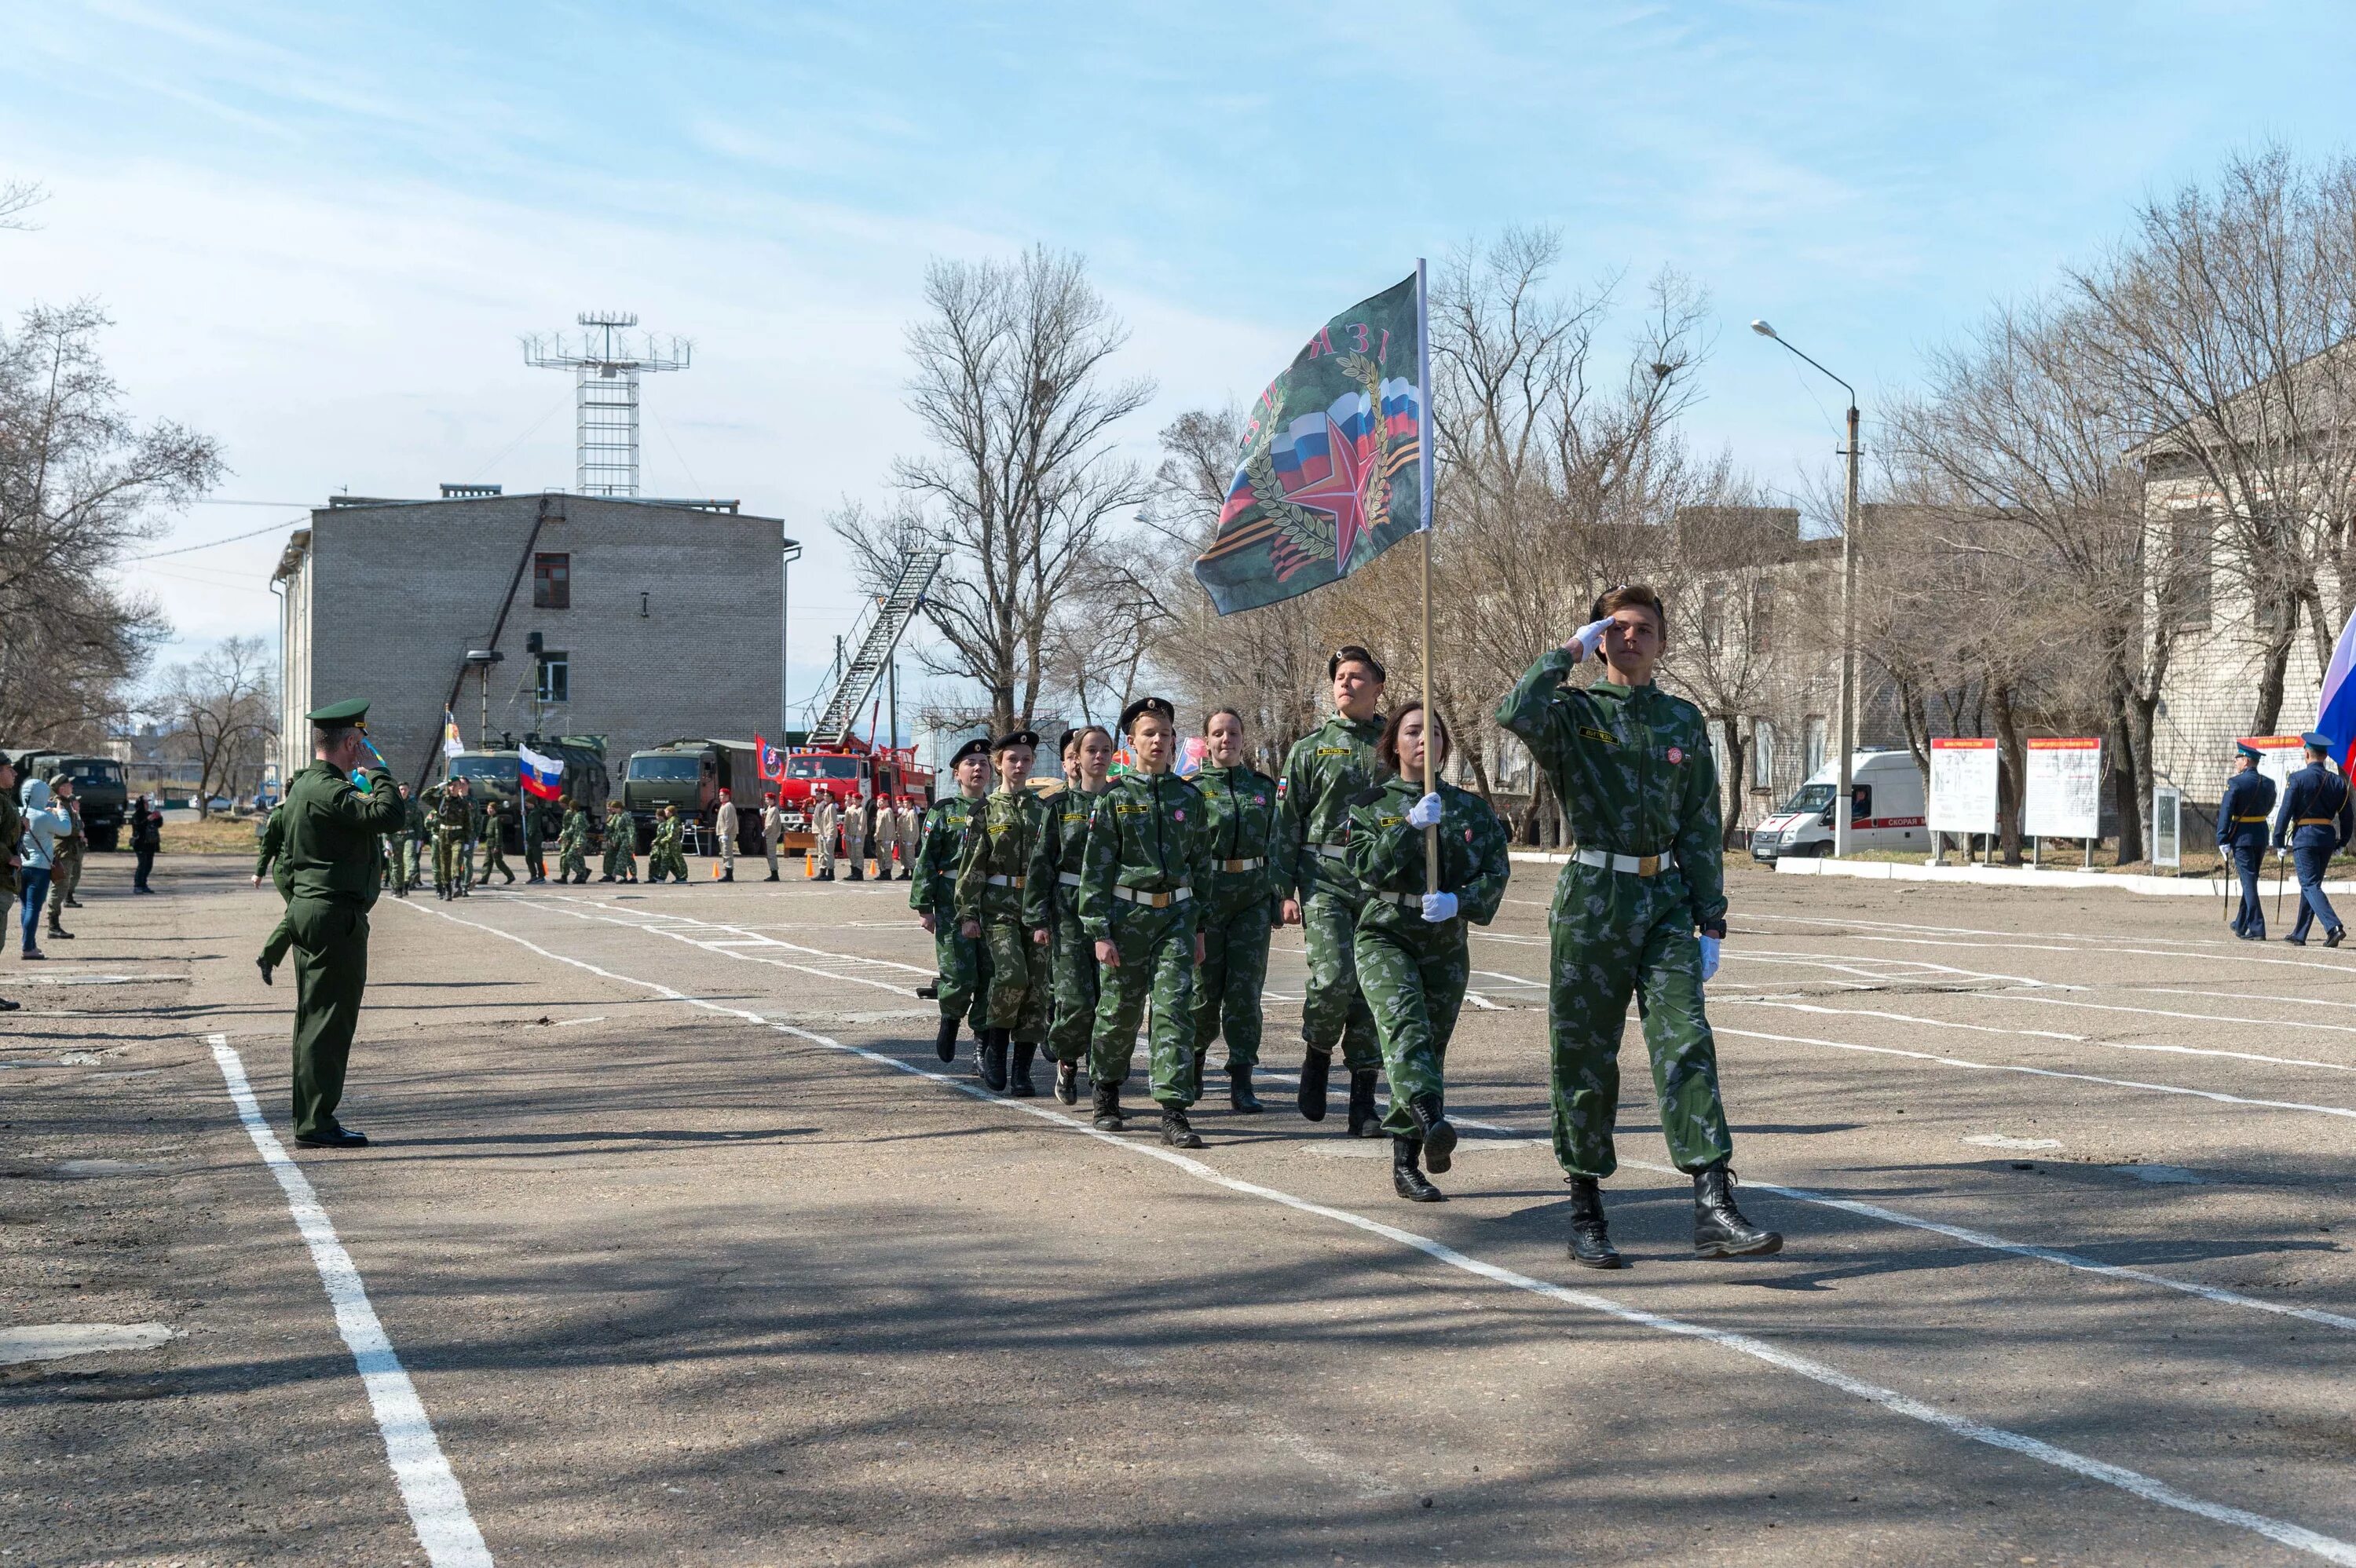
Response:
[1058,871,1083,887]
[1113,884,1191,908]
[1573,846,1664,877]
[986,873,1026,888]
[1217,857,1265,872]
[1308,842,1348,861]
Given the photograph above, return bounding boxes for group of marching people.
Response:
[908,584,1783,1266]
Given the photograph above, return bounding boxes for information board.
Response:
[2237,736,2307,835]
[2153,784,2181,868]
[1927,737,1999,835]
[2023,737,2102,840]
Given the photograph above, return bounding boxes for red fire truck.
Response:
[766,739,934,853]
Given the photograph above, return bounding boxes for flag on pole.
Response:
[2315,612,2356,769]
[755,736,786,783]
[1192,272,1428,616]
[518,743,565,801]
[442,709,464,758]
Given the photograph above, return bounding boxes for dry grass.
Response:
[159,815,264,857]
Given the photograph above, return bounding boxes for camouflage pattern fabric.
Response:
[1040,785,1107,1065]
[1078,770,1212,1104]
[649,815,691,883]
[1498,647,1734,1178]
[911,795,986,1025]
[432,793,475,891]
[1275,713,1388,1070]
[953,787,1054,1041]
[601,818,635,879]
[558,806,589,880]
[1092,903,1198,1102]
[1190,762,1281,1069]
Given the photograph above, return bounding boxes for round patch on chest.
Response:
[1173,809,1185,821]
[1666,746,1683,765]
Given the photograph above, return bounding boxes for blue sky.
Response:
[7,1,2353,714]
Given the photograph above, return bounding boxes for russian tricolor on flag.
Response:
[518,743,565,801]
[2318,613,2356,770]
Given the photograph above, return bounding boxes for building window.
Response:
[533,553,571,609]
[1804,715,1827,777]
[1752,719,1776,789]
[536,652,569,704]
[2165,511,2211,630]
[1748,578,1773,653]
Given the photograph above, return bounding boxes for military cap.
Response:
[1328,644,1386,682]
[993,729,1040,753]
[1120,696,1176,733]
[2303,731,2334,751]
[2237,741,2264,762]
[1058,728,1081,755]
[305,698,370,726]
[950,736,992,766]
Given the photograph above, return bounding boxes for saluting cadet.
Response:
[599,798,637,883]
[1347,703,1509,1203]
[558,797,591,883]
[1496,583,1780,1266]
[477,797,517,884]
[2273,732,2354,947]
[1190,709,1280,1113]
[1042,726,1114,1104]
[954,732,1055,1095]
[913,740,993,1062]
[1275,645,1392,1135]
[253,801,294,985]
[2219,743,2277,941]
[1079,697,1214,1147]
[432,778,474,899]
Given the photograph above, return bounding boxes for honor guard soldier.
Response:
[869,791,899,884]
[2219,742,2276,940]
[841,790,869,882]
[1079,696,1214,1147]
[558,797,591,883]
[523,795,551,883]
[1497,584,1780,1265]
[1190,709,1280,1113]
[954,731,1054,1095]
[913,740,993,1062]
[2273,731,2354,946]
[1275,645,1392,1135]
[432,777,474,899]
[1042,727,1114,1104]
[715,788,741,882]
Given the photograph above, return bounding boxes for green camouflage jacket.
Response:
[1076,770,1213,941]
[1193,763,1282,913]
[1347,777,1510,930]
[953,788,1052,928]
[908,794,979,917]
[1275,713,1388,900]
[1038,783,1109,924]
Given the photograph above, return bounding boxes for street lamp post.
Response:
[1752,320,1863,858]
[781,537,804,736]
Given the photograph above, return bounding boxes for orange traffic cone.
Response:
[804,847,816,879]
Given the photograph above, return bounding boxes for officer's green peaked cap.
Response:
[305,698,371,726]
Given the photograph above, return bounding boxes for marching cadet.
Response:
[1498,583,1780,1266]
[432,777,474,899]
[761,791,788,881]
[649,804,691,883]
[599,798,637,883]
[2219,742,2276,941]
[1190,709,1280,1113]
[954,731,1055,1095]
[523,795,551,884]
[1042,727,1114,1104]
[382,783,419,897]
[896,795,924,880]
[1079,697,1213,1147]
[1348,703,1509,1202]
[913,740,993,1062]
[2273,731,2354,947]
[254,799,294,985]
[842,792,869,882]
[1275,645,1392,1135]
[558,796,591,883]
[477,797,517,885]
[811,791,841,881]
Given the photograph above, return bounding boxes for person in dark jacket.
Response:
[130,795,162,891]
[2217,743,2277,941]
[0,753,19,1011]
[2272,733,2355,947]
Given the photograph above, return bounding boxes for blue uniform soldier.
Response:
[2272,732,2354,947]
[2216,742,2276,941]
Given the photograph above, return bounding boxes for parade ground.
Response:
[9,853,2356,1566]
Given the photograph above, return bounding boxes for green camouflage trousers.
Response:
[602,830,634,879]
[434,828,470,890]
[1301,883,1381,1070]
[1547,863,1734,1179]
[1357,912,1470,1139]
[383,835,412,890]
[931,894,988,1027]
[1089,901,1198,1106]
[652,842,690,882]
[1046,905,1099,1065]
[559,843,587,880]
[979,919,1050,1041]
[1191,891,1272,1069]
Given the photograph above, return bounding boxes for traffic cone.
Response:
[804,848,815,879]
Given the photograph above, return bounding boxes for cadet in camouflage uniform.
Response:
[953,731,1054,1095]
[558,798,591,883]
[1347,703,1509,1203]
[477,798,517,884]
[1496,583,1781,1266]
[1079,696,1213,1148]
[913,740,992,1062]
[1041,726,1114,1104]
[1190,709,1280,1113]
[1275,645,1392,1135]
[432,779,475,899]
[523,796,551,883]
[379,784,419,897]
[649,805,691,883]
[600,799,637,882]
[254,800,295,981]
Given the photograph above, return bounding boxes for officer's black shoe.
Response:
[1406,1093,1455,1174]
[1693,1163,1783,1258]
[1229,1065,1262,1113]
[1009,1040,1038,1097]
[294,1124,368,1149]
[46,928,72,940]
[1346,1069,1382,1139]
[256,959,273,987]
[1297,1046,1332,1121]
[1055,1059,1080,1105]
[1159,1106,1204,1149]
[1567,1176,1622,1269]
[934,1016,959,1062]
[2332,927,2347,948]
[979,1029,1009,1092]
[1092,1082,1125,1131]
[2286,935,2308,946]
[1392,1136,1443,1202]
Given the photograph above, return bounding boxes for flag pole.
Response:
[1416,257,1440,898]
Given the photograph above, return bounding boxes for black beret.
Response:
[950,737,992,766]
[993,729,1040,752]
[1058,728,1081,754]
[1328,645,1385,682]
[1120,696,1176,733]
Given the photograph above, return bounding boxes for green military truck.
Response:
[443,733,611,853]
[4,751,130,850]
[620,738,763,853]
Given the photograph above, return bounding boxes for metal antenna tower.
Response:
[521,311,691,495]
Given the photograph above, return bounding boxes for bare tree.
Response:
[0,178,46,232]
[151,635,276,817]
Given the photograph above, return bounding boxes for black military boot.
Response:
[1228,1064,1262,1113]
[1567,1177,1622,1269]
[598,872,614,883]
[1092,1081,1124,1131]
[1392,1136,1443,1202]
[934,1016,959,1063]
[1054,1058,1080,1105]
[979,1029,1009,1091]
[1297,1045,1332,1121]
[1404,1092,1456,1174]
[1346,1069,1381,1139]
[1159,1106,1204,1150]
[720,868,734,883]
[1009,1040,1037,1098]
[1693,1164,1783,1258]
[846,865,863,883]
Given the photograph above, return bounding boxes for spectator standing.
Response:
[45,777,84,941]
[0,754,20,1009]
[130,795,162,891]
[760,791,787,882]
[16,774,71,960]
[715,788,739,882]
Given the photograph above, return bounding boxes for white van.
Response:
[1747,750,1927,862]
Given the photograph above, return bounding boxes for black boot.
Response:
[1192,1046,1208,1094]
[1054,1058,1080,1105]
[1297,1046,1332,1121]
[1009,1040,1037,1097]
[979,1029,1009,1092]
[846,866,862,882]
[1092,1081,1124,1131]
[1346,1069,1381,1138]
[1404,1092,1455,1173]
[934,1016,959,1063]
[1392,1136,1443,1202]
[1159,1106,1203,1149]
[1693,1164,1783,1258]
[1568,1177,1622,1269]
[1228,1064,1262,1114]
[721,868,734,883]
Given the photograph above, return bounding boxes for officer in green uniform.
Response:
[477,798,517,884]
[277,699,407,1148]
[1348,702,1509,1202]
[1496,583,1781,1266]
[1190,708,1280,1113]
[913,739,992,1062]
[1041,726,1114,1104]
[954,731,1055,1095]
[1275,645,1391,1134]
[600,798,637,882]
[432,778,474,898]
[523,795,551,883]
[254,801,295,982]
[1079,696,1213,1147]
[558,797,591,883]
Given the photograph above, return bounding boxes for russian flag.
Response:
[518,743,565,801]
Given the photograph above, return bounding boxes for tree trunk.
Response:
[1992,679,2025,865]
[2108,706,2143,864]
[2248,594,2302,735]
[1716,719,1749,849]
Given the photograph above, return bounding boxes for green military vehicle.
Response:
[443,733,610,853]
[620,738,763,853]
[4,751,130,850]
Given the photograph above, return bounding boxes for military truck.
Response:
[4,751,130,850]
[443,733,610,853]
[620,738,762,853]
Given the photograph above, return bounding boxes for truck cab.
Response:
[768,744,935,851]
[1748,751,1928,863]
[622,739,761,853]
[8,753,130,850]
[446,735,609,851]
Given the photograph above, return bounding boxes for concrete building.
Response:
[272,488,796,790]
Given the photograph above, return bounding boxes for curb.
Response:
[1765,854,2356,899]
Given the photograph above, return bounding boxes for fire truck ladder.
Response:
[807,546,946,747]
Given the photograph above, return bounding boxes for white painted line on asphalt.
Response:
[1988,992,2356,1047]
[393,901,2356,1566]
[203,1035,492,1568]
[1719,998,2087,1041]
[1747,916,2356,978]
[2139,986,2356,1015]
[507,897,920,997]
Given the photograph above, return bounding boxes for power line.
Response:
[129,517,303,560]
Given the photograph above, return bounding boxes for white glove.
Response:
[1407,791,1443,828]
[1569,616,1614,659]
[1699,934,1721,983]
[1421,890,1459,923]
